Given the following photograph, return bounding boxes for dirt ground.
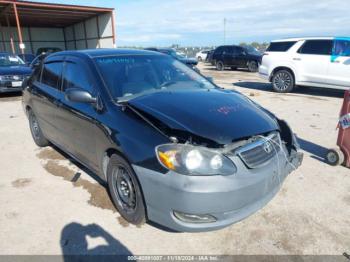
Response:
[0,62,349,256]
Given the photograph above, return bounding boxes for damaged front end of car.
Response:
[119,90,303,231]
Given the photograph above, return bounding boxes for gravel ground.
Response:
[0,62,349,256]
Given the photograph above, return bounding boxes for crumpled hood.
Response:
[128,89,279,145]
[0,65,32,76]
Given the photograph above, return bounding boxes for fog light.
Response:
[173,211,217,223]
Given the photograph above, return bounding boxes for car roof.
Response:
[51,48,163,59]
[271,36,337,42]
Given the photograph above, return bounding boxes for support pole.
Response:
[0,22,6,52]
[5,14,15,54]
[13,2,24,54]
[111,10,116,47]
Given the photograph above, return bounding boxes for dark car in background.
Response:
[145,47,198,71]
[206,49,214,63]
[0,52,32,93]
[212,45,262,72]
[36,47,62,56]
[17,53,36,65]
[23,49,302,232]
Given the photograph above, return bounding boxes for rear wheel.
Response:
[107,154,146,225]
[247,61,258,72]
[272,69,295,93]
[326,148,345,166]
[216,61,224,71]
[28,110,49,147]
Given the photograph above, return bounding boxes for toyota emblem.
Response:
[263,141,273,153]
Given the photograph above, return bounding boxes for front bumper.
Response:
[0,81,24,93]
[133,147,302,232]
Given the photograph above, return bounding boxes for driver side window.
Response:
[63,61,93,94]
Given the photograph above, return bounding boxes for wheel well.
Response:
[25,106,32,117]
[102,148,130,180]
[270,67,295,82]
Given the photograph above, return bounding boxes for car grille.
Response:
[1,75,28,81]
[236,133,281,169]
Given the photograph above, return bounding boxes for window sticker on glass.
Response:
[331,37,350,62]
[339,113,350,129]
[9,57,19,62]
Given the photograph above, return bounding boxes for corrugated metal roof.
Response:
[0,0,114,27]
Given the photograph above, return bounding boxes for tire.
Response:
[216,61,224,71]
[28,110,49,147]
[326,148,345,166]
[107,154,146,225]
[271,69,295,93]
[197,56,202,62]
[248,61,258,72]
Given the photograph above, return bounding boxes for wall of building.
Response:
[0,12,114,55]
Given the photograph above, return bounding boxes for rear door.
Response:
[295,39,333,84]
[328,38,350,88]
[30,57,64,143]
[222,46,234,66]
[55,57,99,169]
[234,46,248,68]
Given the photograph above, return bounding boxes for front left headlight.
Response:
[155,144,236,176]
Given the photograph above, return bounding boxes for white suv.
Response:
[195,50,210,61]
[259,37,350,92]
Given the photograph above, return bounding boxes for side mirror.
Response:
[65,88,97,104]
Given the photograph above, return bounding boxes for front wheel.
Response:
[197,56,202,62]
[107,154,146,225]
[271,69,295,93]
[28,110,49,147]
[216,61,224,71]
[247,61,258,72]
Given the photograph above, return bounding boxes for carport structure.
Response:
[0,0,116,55]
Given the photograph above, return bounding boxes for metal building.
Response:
[0,0,116,55]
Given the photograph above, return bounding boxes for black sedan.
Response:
[23,49,302,232]
[0,52,32,93]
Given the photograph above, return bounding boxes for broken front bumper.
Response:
[133,147,303,232]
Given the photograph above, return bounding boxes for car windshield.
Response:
[244,46,261,56]
[95,54,215,101]
[0,54,25,67]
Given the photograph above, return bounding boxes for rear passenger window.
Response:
[298,40,333,55]
[266,41,296,52]
[41,62,63,89]
[63,62,93,93]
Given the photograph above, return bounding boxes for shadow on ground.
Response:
[0,92,22,102]
[298,137,328,162]
[234,81,345,98]
[61,222,132,260]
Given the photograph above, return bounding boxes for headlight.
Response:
[0,75,4,81]
[156,144,236,176]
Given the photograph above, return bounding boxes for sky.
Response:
[33,0,350,47]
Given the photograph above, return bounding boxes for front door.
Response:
[55,57,99,170]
